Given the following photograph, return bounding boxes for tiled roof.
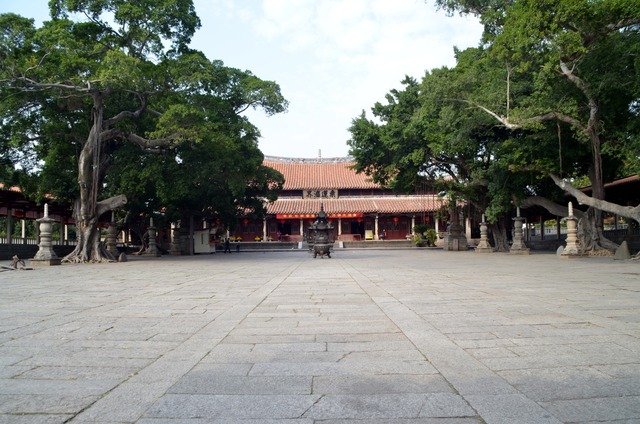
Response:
[0,183,22,192]
[264,159,379,190]
[267,196,445,215]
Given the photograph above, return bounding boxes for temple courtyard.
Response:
[1,249,639,423]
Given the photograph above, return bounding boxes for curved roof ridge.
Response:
[264,155,354,164]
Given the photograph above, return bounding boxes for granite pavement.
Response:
[1,249,639,423]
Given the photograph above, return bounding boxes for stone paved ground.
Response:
[1,249,639,424]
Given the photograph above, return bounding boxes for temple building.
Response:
[233,156,446,242]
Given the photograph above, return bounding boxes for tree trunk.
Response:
[63,215,111,263]
[490,217,510,252]
[63,196,127,263]
[520,194,627,254]
[62,91,127,263]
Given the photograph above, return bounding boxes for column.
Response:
[374,215,379,240]
[300,218,304,236]
[465,216,472,240]
[21,219,27,244]
[263,218,268,241]
[169,222,181,255]
[337,218,342,237]
[411,216,416,235]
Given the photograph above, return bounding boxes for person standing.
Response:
[223,237,231,253]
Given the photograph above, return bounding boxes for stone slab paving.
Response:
[0,250,639,423]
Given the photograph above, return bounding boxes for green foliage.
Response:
[412,223,429,235]
[349,0,640,238]
[1,0,288,235]
[425,228,438,246]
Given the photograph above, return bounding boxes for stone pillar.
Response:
[475,214,493,253]
[106,214,119,258]
[337,218,342,237]
[144,217,160,257]
[31,204,61,266]
[411,216,416,235]
[300,218,304,237]
[561,202,585,258]
[510,207,530,254]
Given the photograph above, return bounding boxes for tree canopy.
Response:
[0,0,288,262]
[349,0,640,252]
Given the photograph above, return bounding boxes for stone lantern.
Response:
[308,204,334,258]
[31,203,61,266]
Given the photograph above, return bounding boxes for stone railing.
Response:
[0,237,77,246]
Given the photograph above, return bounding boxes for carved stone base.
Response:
[475,246,494,253]
[29,258,62,267]
[443,224,468,251]
[509,248,530,255]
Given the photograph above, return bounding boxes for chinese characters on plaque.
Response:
[304,189,338,199]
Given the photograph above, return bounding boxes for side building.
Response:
[233,156,446,242]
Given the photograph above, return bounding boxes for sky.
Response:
[0,0,484,159]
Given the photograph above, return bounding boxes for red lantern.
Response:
[393,217,399,223]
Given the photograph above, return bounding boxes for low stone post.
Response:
[106,212,119,258]
[443,209,468,251]
[561,201,585,258]
[144,217,160,257]
[475,214,493,253]
[31,203,61,266]
[510,207,530,255]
